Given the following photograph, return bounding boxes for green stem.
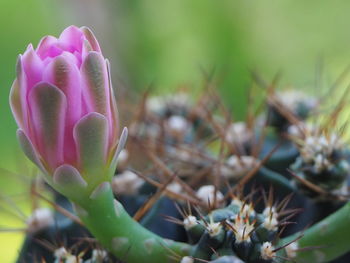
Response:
[74,182,192,263]
[281,201,350,263]
[257,167,296,192]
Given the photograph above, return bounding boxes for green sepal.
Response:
[74,112,109,190]
[53,164,88,201]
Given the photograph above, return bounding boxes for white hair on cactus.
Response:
[180,256,194,263]
[230,197,256,218]
[54,247,81,263]
[285,241,299,259]
[129,122,161,139]
[220,155,259,179]
[66,256,82,263]
[229,213,255,243]
[287,122,317,138]
[206,221,223,237]
[54,247,68,259]
[112,170,144,195]
[260,242,276,260]
[262,206,279,231]
[183,215,198,230]
[300,133,344,172]
[26,208,54,233]
[276,90,317,113]
[116,149,129,167]
[166,182,183,194]
[92,249,108,261]
[225,122,252,145]
[196,185,224,206]
[146,96,166,113]
[146,93,191,113]
[166,115,190,134]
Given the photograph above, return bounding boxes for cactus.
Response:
[3,27,350,263]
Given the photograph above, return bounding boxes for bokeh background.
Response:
[2,0,350,261]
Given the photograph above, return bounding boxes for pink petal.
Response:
[80,26,101,52]
[81,52,110,117]
[58,25,84,53]
[28,82,67,170]
[21,44,44,91]
[9,79,24,129]
[46,45,63,58]
[42,53,82,121]
[36,36,59,59]
[81,39,93,62]
[106,59,119,146]
[42,54,82,164]
[11,56,29,131]
[81,53,113,147]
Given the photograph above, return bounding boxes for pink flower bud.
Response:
[10,26,126,189]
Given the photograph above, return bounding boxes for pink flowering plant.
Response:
[9,26,350,263]
[10,26,190,263]
[10,26,126,197]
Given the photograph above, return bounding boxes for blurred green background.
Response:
[2,0,350,261]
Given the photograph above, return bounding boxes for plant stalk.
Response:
[281,201,350,263]
[74,182,192,263]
